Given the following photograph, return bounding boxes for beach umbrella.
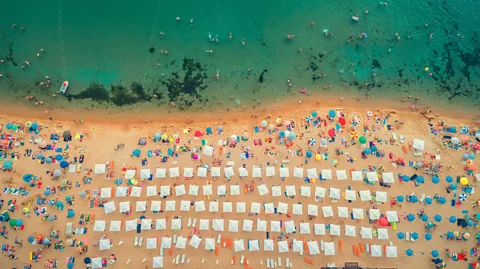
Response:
[288,132,296,140]
[416,176,425,184]
[279,130,285,138]
[446,176,453,183]
[460,177,468,185]
[438,196,446,204]
[359,136,366,144]
[28,236,35,243]
[451,137,460,144]
[65,196,72,202]
[23,174,33,183]
[60,161,69,169]
[305,116,312,123]
[328,109,336,117]
[410,195,418,203]
[139,138,147,145]
[15,219,23,226]
[447,231,454,239]
[463,153,470,160]
[449,183,457,190]
[154,133,161,140]
[338,117,346,126]
[79,191,87,198]
[425,233,432,241]
[397,232,405,239]
[315,154,321,161]
[55,200,64,208]
[434,214,442,222]
[401,175,409,182]
[432,175,439,184]
[370,145,377,152]
[217,125,223,131]
[261,120,268,127]
[475,213,480,220]
[62,130,71,139]
[6,123,12,129]
[469,153,476,160]
[421,214,429,222]
[311,111,318,117]
[31,122,38,130]
[205,127,212,134]
[194,130,202,137]
[48,215,56,222]
[84,257,91,264]
[45,157,52,164]
[378,216,389,226]
[449,216,457,223]
[306,150,313,158]
[431,250,439,257]
[230,134,237,141]
[67,263,74,269]
[396,195,404,202]
[411,232,419,240]
[467,220,474,227]
[406,249,414,256]
[407,214,415,221]
[3,160,12,170]
[459,193,467,201]
[320,138,327,147]
[327,129,335,138]
[8,219,16,227]
[67,209,75,218]
[308,138,316,146]
[424,197,432,205]
[364,148,371,154]
[44,189,52,196]
[43,238,51,245]
[55,154,63,161]
[132,149,141,157]
[37,153,44,159]
[54,169,62,177]
[192,153,199,160]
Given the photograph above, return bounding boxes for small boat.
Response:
[352,16,359,21]
[59,81,68,94]
[300,88,307,94]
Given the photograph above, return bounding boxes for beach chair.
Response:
[420,194,426,203]
[231,256,236,265]
[406,232,411,241]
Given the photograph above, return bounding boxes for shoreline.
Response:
[0,89,478,127]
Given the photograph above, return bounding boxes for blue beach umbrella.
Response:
[397,232,405,239]
[217,125,223,132]
[406,249,414,256]
[463,153,469,160]
[60,161,69,169]
[45,157,52,164]
[55,154,63,161]
[446,176,453,183]
[411,232,419,240]
[31,122,39,130]
[475,213,480,220]
[431,250,439,257]
[84,257,91,264]
[16,219,23,226]
[407,214,415,222]
[28,236,35,243]
[43,238,51,245]
[288,132,297,140]
[432,175,439,184]
[37,153,44,159]
[397,195,404,202]
[449,216,457,223]
[206,127,212,134]
[434,214,442,222]
[370,145,377,152]
[79,191,87,198]
[67,209,75,218]
[23,174,33,183]
[410,195,418,203]
[279,130,286,138]
[54,169,62,176]
[447,231,454,239]
[311,111,318,117]
[421,214,429,222]
[132,149,141,157]
[424,197,432,205]
[154,133,161,140]
[3,160,13,170]
[416,176,424,184]
[67,263,74,269]
[450,184,457,190]
[438,196,446,204]
[402,175,409,182]
[6,123,12,129]
[364,148,371,154]
[467,219,474,227]
[469,153,476,160]
[65,196,72,202]
[425,233,433,240]
[306,150,312,158]
[328,110,336,117]
[44,189,52,196]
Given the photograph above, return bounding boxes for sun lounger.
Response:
[286,258,290,268]
[175,255,180,264]
[231,256,236,265]
[365,243,370,253]
[139,237,143,246]
[181,254,185,264]
[187,218,192,227]
[267,259,271,268]
[240,255,244,264]
[406,232,410,241]
[74,228,87,234]
[192,219,197,227]
[420,194,426,203]
[134,236,139,246]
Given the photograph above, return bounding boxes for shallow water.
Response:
[1,0,479,110]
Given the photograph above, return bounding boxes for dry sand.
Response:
[0,97,479,269]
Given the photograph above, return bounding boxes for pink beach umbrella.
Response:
[284,120,291,126]
[193,154,199,160]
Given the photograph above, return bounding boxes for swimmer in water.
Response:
[206,50,213,53]
[229,32,232,40]
[286,35,294,39]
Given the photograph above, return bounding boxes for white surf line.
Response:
[57,0,68,80]
[143,0,162,88]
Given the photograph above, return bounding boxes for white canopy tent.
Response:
[195,201,206,212]
[93,220,106,232]
[155,168,166,179]
[94,164,106,174]
[236,202,246,213]
[279,167,289,177]
[203,145,214,156]
[263,239,274,251]
[377,228,389,240]
[141,219,152,230]
[322,206,334,217]
[278,240,289,253]
[266,166,275,177]
[413,139,425,151]
[189,235,201,249]
[125,219,137,232]
[109,220,121,232]
[292,239,303,253]
[371,245,382,257]
[307,241,320,255]
[161,237,172,249]
[103,201,116,214]
[272,186,282,197]
[329,224,340,236]
[264,203,275,214]
[239,167,248,177]
[278,202,288,214]
[202,185,213,196]
[321,169,332,180]
[252,167,262,177]
[146,185,157,197]
[360,226,373,239]
[140,169,150,179]
[151,201,161,212]
[256,219,267,232]
[359,190,372,201]
[386,211,399,222]
[230,185,240,195]
[345,190,357,201]
[115,187,128,197]
[369,209,380,220]
[160,185,171,196]
[175,185,186,196]
[224,167,234,177]
[146,237,157,249]
[91,258,103,269]
[249,240,260,252]
[234,239,245,252]
[99,238,111,250]
[314,224,326,235]
[376,191,388,203]
[307,204,318,216]
[212,219,224,231]
[228,220,238,233]
[345,225,356,237]
[223,202,233,213]
[270,220,281,233]
[101,188,111,198]
[299,223,310,234]
[205,238,215,251]
[180,200,190,212]
[199,219,209,231]
[315,186,326,198]
[251,202,261,214]
[155,219,166,230]
[285,220,296,234]
[152,256,163,268]
[136,201,147,212]
[336,170,348,180]
[382,172,395,183]
[188,185,199,196]
[183,167,194,178]
[171,219,182,230]
[197,167,207,178]
[285,185,296,196]
[352,208,364,219]
[386,246,398,258]
[130,186,142,197]
[293,167,304,178]
[307,168,317,179]
[217,185,226,196]
[351,170,363,181]
[243,219,253,232]
[366,172,379,182]
[292,204,302,215]
[300,186,311,197]
[258,184,269,196]
[324,241,335,256]
[176,237,187,249]
[169,167,180,178]
[165,200,176,211]
[211,167,221,177]
[329,188,341,199]
[124,170,136,179]
[338,207,349,218]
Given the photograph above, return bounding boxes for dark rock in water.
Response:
[258,69,268,83]
[149,47,155,53]
[69,82,153,106]
[372,59,381,69]
[68,83,110,102]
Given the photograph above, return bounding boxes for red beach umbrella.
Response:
[328,129,336,138]
[378,216,390,226]
[194,131,203,137]
[338,118,346,126]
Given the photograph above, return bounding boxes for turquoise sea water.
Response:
[1,0,479,110]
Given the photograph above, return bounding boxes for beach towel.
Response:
[74,228,87,234]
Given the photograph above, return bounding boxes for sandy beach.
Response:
[0,98,479,269]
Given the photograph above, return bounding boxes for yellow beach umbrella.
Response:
[161,134,168,140]
[315,154,321,161]
[25,121,32,128]
[460,177,468,186]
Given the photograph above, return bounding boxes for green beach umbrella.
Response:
[9,219,16,227]
[359,136,367,144]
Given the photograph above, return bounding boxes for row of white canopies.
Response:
[93,233,398,258]
[93,164,396,183]
[92,216,394,237]
[99,184,391,201]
